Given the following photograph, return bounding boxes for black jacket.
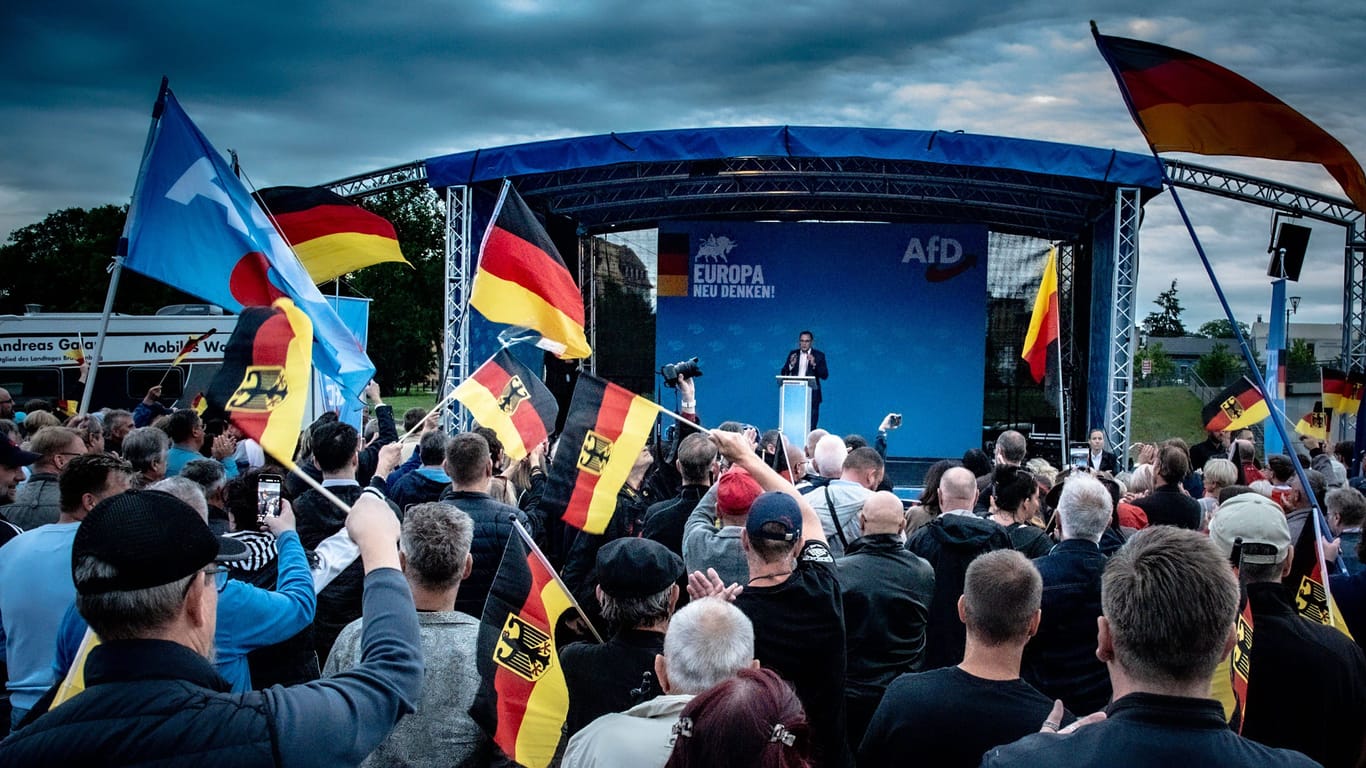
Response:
[293,483,401,666]
[1240,581,1366,768]
[440,488,531,618]
[1132,483,1201,529]
[837,534,935,698]
[907,513,1011,670]
[642,484,708,556]
[387,470,449,512]
[779,348,829,402]
[1021,538,1111,714]
[559,628,665,737]
[982,693,1319,767]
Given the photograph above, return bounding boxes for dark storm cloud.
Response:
[0,0,1361,330]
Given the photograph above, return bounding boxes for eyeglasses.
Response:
[204,565,230,593]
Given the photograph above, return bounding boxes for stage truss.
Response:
[330,154,1364,455]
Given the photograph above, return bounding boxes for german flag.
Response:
[1092,24,1366,212]
[1287,505,1354,638]
[1295,401,1330,441]
[453,349,558,462]
[1202,376,1270,432]
[1342,369,1366,417]
[204,298,312,464]
[63,347,86,366]
[471,182,590,359]
[657,232,690,297]
[1322,367,1348,412]
[56,400,79,418]
[171,328,217,367]
[1228,595,1253,734]
[190,392,208,417]
[471,528,572,768]
[1021,248,1060,388]
[254,186,409,284]
[542,374,660,534]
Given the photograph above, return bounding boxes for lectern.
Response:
[777,375,815,449]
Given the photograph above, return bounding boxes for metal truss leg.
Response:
[1342,222,1366,440]
[1105,188,1142,461]
[441,186,472,432]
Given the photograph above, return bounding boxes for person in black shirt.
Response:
[1132,444,1201,529]
[690,428,850,768]
[642,433,717,556]
[860,549,1066,767]
[560,537,683,738]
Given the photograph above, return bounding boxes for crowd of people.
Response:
[0,374,1365,767]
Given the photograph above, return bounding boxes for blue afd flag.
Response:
[120,85,374,400]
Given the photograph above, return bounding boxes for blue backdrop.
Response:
[656,221,988,457]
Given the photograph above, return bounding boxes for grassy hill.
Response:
[1131,386,1205,447]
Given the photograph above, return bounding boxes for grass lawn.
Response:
[384,390,441,415]
[1131,386,1205,447]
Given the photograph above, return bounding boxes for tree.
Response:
[1194,342,1242,387]
[1142,279,1186,338]
[348,187,445,392]
[0,205,195,315]
[1198,318,1251,340]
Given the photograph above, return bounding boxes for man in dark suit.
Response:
[779,330,829,429]
[1085,429,1118,473]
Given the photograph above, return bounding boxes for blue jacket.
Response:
[1,569,422,767]
[214,530,315,691]
[1020,538,1111,714]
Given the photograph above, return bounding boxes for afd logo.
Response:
[901,236,979,282]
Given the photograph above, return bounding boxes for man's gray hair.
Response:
[1058,474,1112,543]
[1102,526,1238,687]
[181,458,227,498]
[663,598,755,695]
[599,585,673,629]
[399,502,474,591]
[122,427,170,473]
[74,555,195,641]
[150,477,208,520]
[812,434,848,479]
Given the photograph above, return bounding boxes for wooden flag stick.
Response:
[395,386,462,443]
[512,517,604,644]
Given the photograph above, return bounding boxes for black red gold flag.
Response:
[471,529,572,768]
[470,182,591,359]
[1021,248,1060,391]
[204,298,311,464]
[1321,368,1348,412]
[1092,24,1366,211]
[1342,369,1366,417]
[1286,506,1354,638]
[253,186,409,283]
[171,328,217,367]
[453,349,558,462]
[1229,595,1254,733]
[1201,376,1270,432]
[541,374,660,534]
[1294,401,1330,441]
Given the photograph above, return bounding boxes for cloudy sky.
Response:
[2,0,1361,332]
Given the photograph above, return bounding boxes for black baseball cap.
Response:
[746,492,803,542]
[72,490,249,595]
[0,434,39,469]
[596,537,684,598]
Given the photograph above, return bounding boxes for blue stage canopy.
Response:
[426,125,1162,191]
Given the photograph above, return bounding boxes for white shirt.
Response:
[798,351,809,377]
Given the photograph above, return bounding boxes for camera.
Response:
[660,357,703,388]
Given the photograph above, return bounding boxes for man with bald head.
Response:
[908,466,1011,669]
[838,490,935,747]
[0,389,14,421]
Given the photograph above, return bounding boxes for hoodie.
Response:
[907,513,1012,669]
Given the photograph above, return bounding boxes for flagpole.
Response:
[1153,163,1344,615]
[511,518,604,644]
[395,386,461,444]
[1053,249,1068,471]
[82,85,171,415]
[281,457,362,516]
